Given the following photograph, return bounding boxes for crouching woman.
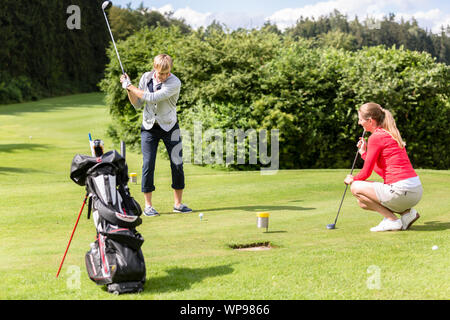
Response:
[344,103,423,232]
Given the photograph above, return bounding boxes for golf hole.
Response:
[229,242,273,251]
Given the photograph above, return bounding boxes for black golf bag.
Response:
[70,150,146,294]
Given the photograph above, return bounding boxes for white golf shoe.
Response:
[370,218,403,232]
[401,208,420,230]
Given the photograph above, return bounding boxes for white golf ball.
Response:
[199,213,204,218]
[432,245,438,250]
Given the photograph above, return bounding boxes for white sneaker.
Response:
[401,208,420,230]
[370,218,403,232]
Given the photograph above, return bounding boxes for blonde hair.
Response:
[359,102,406,148]
[153,54,173,73]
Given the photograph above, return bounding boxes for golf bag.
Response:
[70,150,146,294]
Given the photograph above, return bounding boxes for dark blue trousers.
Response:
[141,122,185,193]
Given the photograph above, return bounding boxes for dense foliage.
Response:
[256,43,450,169]
[101,26,449,169]
[286,10,450,65]
[0,0,189,104]
[0,0,109,103]
[3,2,449,169]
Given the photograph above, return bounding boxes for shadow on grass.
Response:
[410,221,450,232]
[197,205,315,213]
[0,166,44,175]
[0,143,49,153]
[145,264,234,294]
[0,93,105,116]
[263,231,287,234]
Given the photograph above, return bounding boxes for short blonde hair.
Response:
[153,54,173,73]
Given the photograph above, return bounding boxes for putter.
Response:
[101,1,126,75]
[327,130,366,230]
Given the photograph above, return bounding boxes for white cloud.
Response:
[149,4,213,30]
[149,1,449,34]
[155,4,175,15]
[151,5,265,30]
[172,7,213,29]
[267,0,450,33]
[209,12,266,30]
[268,0,387,30]
[396,9,450,33]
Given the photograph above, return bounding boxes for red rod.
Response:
[56,193,88,278]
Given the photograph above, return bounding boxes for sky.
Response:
[112,0,450,33]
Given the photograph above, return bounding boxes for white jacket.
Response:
[132,71,181,132]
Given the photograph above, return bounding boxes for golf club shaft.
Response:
[120,141,126,160]
[333,130,366,226]
[334,184,349,224]
[349,131,365,175]
[88,132,95,157]
[102,9,125,75]
[56,193,88,278]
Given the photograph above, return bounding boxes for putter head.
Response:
[326,223,336,230]
[102,1,112,11]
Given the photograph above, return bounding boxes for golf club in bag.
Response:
[327,130,366,230]
[70,139,146,294]
[102,1,126,75]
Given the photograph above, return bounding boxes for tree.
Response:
[108,4,191,41]
[317,30,357,50]
[0,0,109,104]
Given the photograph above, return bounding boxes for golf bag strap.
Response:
[87,195,92,220]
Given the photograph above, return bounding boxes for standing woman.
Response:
[344,103,423,232]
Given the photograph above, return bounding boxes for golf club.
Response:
[101,1,126,75]
[327,130,366,230]
[120,140,126,160]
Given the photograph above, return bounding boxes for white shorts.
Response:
[373,180,423,213]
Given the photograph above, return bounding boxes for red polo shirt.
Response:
[354,128,417,184]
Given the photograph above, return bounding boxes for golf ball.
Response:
[432,245,438,250]
[199,213,204,219]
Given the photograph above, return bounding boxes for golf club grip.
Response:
[349,130,366,175]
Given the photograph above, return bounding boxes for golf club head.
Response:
[326,223,336,230]
[102,1,112,11]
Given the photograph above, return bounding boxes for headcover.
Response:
[93,139,104,157]
[70,150,128,186]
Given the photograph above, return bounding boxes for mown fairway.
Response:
[0,93,448,299]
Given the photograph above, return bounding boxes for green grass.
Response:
[0,93,449,300]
